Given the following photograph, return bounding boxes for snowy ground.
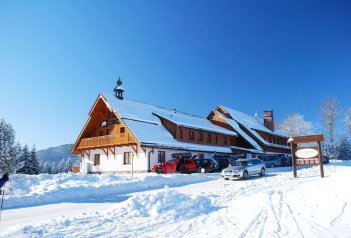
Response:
[1,161,351,238]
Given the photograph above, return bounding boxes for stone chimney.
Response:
[263,110,274,131]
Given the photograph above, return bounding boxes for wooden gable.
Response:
[71,95,140,154]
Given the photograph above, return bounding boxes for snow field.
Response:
[1,161,351,237]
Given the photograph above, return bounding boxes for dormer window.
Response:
[189,130,194,140]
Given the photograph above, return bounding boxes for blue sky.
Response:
[0,0,350,149]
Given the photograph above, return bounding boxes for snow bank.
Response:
[2,172,219,209]
[123,186,213,220]
[7,187,215,238]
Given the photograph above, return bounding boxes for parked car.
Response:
[152,157,197,174]
[213,155,239,171]
[221,159,266,180]
[259,154,285,168]
[322,156,330,164]
[193,158,219,173]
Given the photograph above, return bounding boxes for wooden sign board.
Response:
[295,146,320,166]
[288,134,325,178]
[100,119,119,127]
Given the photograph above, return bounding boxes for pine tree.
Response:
[337,136,351,160]
[30,145,40,174]
[0,118,20,173]
[17,145,40,174]
[64,157,72,173]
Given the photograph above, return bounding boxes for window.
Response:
[120,127,125,134]
[197,131,203,142]
[99,130,104,136]
[223,136,227,145]
[158,151,165,164]
[166,159,175,165]
[123,152,131,164]
[215,134,219,144]
[94,154,100,166]
[179,128,183,139]
[106,129,112,135]
[189,130,194,140]
[206,133,211,143]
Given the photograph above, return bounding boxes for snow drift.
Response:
[2,172,219,209]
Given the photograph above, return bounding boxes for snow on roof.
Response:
[102,93,237,136]
[230,146,264,154]
[249,129,290,150]
[220,105,287,137]
[153,112,237,136]
[124,119,233,153]
[101,93,237,153]
[216,112,263,151]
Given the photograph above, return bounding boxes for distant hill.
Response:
[37,144,80,165]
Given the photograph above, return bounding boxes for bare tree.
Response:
[319,97,341,158]
[276,113,314,136]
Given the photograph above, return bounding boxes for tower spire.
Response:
[114,77,124,100]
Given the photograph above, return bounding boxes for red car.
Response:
[152,158,197,174]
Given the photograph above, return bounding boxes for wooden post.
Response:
[317,141,324,178]
[291,144,297,178]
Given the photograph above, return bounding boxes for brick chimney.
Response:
[263,110,274,131]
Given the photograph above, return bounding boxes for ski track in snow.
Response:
[1,162,351,238]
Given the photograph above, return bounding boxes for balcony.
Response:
[77,133,133,149]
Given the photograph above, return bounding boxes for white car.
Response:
[221,159,266,180]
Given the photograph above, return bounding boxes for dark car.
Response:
[213,157,238,171]
[193,158,219,173]
[259,154,286,168]
[322,156,330,164]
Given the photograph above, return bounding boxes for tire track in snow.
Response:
[238,202,267,238]
[285,202,305,238]
[330,202,347,228]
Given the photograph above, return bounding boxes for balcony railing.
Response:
[77,133,132,149]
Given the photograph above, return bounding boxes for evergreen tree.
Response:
[30,145,40,174]
[337,136,351,160]
[64,157,72,172]
[17,144,40,174]
[0,118,20,173]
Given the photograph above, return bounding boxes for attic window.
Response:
[120,127,125,134]
[189,130,194,140]
[197,131,203,142]
[206,132,211,143]
[179,128,183,139]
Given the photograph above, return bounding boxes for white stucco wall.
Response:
[80,146,215,174]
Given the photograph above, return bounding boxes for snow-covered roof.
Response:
[230,146,264,154]
[102,93,237,136]
[101,93,237,154]
[219,105,287,137]
[123,118,233,153]
[153,112,236,136]
[249,130,290,150]
[215,112,263,151]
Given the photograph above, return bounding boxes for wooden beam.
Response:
[84,150,90,158]
[141,146,147,156]
[131,144,138,154]
[108,147,115,158]
[288,134,325,144]
[102,148,108,157]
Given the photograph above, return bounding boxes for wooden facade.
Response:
[155,114,239,148]
[71,96,140,155]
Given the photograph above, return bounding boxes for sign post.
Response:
[131,152,134,177]
[288,134,325,178]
